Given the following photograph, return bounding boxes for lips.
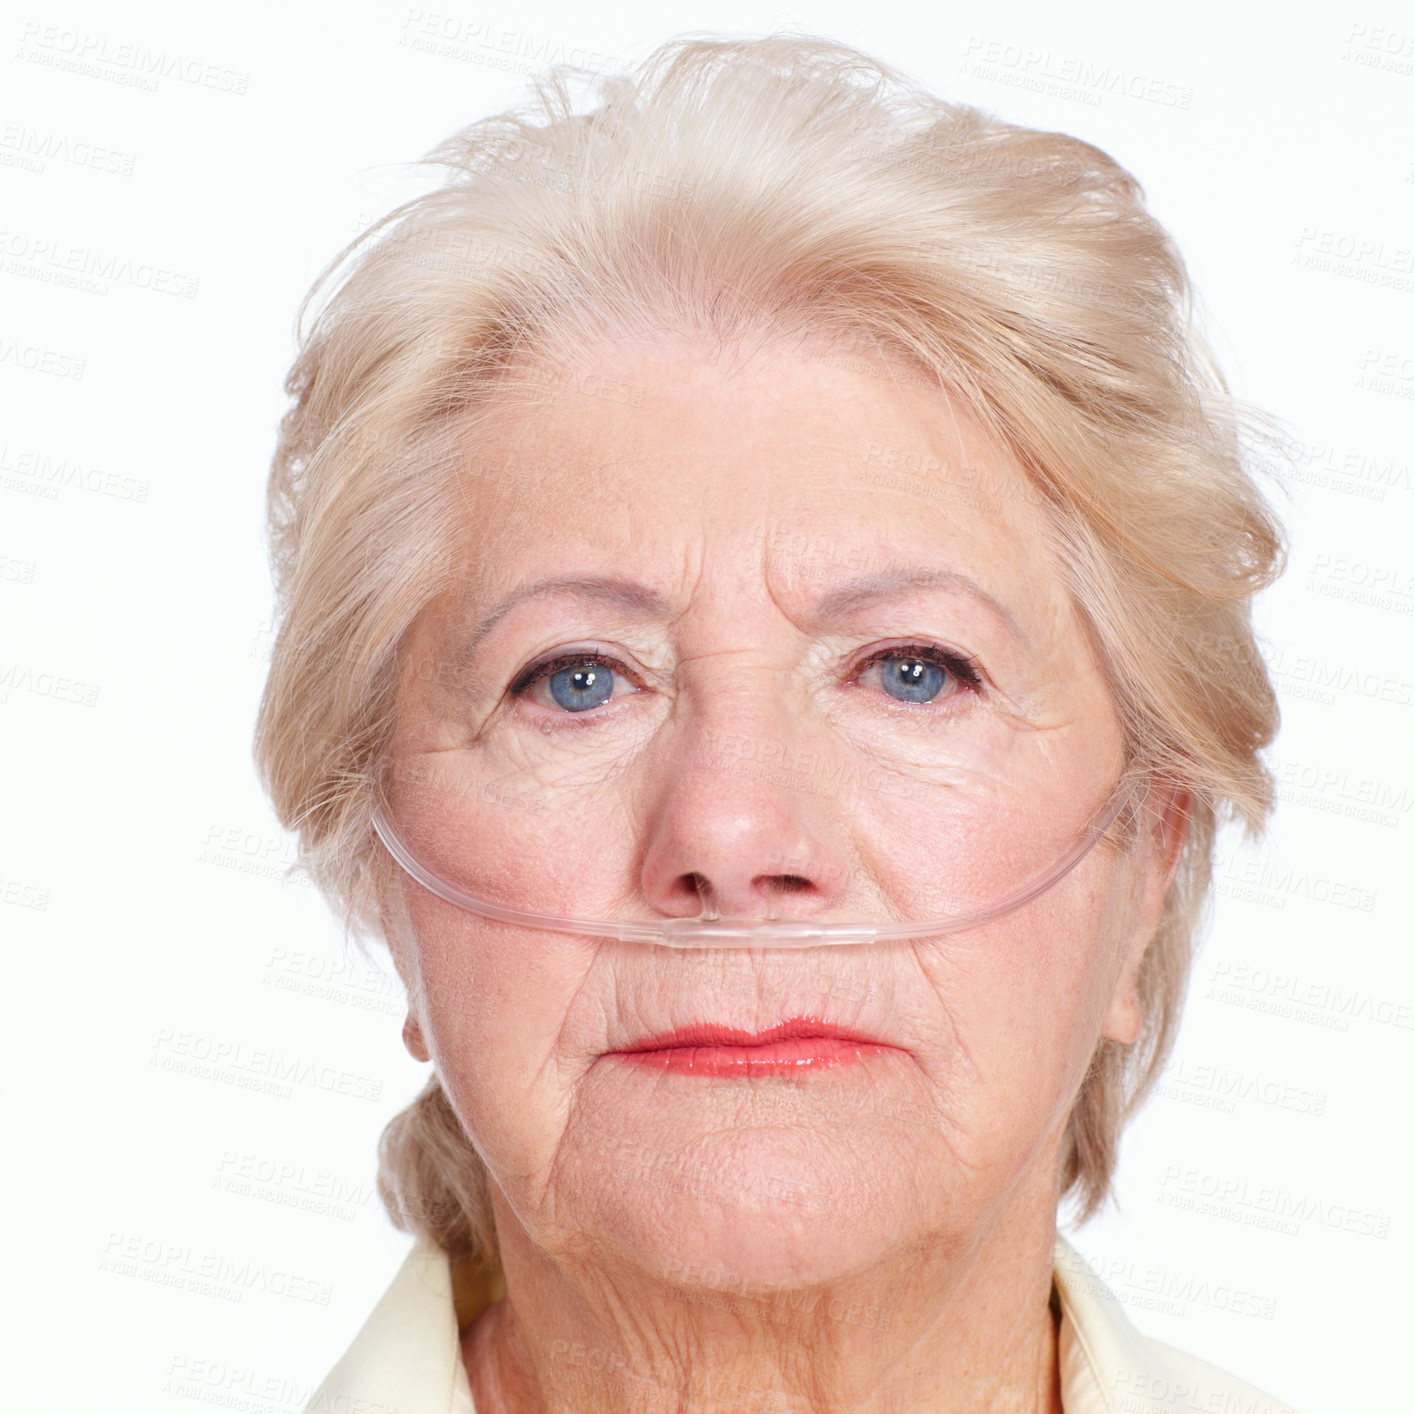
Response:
[607,1015,898,1077]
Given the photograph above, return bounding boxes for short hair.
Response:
[256,32,1285,1275]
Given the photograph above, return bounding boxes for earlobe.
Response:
[1101,984,1144,1046]
[403,1010,431,1063]
[380,890,428,1062]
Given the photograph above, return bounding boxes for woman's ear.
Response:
[379,885,431,1063]
[1101,784,1193,1046]
[402,1010,431,1063]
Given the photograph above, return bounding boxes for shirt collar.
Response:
[1049,1236,1299,1414]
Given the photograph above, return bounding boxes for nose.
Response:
[635,678,856,922]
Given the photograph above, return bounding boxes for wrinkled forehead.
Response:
[436,334,1070,634]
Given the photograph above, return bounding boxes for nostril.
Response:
[678,872,819,919]
[685,873,717,919]
[769,875,814,894]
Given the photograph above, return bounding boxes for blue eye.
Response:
[511,642,981,718]
[860,645,981,706]
[879,656,946,703]
[512,654,625,713]
[548,662,614,712]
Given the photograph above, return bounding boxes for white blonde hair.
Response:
[256,32,1286,1276]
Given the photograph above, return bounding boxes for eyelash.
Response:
[854,642,984,698]
[508,642,984,713]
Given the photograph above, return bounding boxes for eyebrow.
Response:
[811,567,1024,642]
[461,577,670,666]
[460,566,1023,665]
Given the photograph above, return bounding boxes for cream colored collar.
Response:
[303,1234,1298,1413]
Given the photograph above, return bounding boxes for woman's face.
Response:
[388,333,1175,1293]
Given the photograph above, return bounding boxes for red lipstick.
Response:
[608,1015,897,1077]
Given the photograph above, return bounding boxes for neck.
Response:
[461,1182,1065,1414]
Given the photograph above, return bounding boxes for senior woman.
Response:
[257,33,1297,1414]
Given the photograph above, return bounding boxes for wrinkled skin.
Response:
[384,331,1185,1414]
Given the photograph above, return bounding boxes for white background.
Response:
[3,2,1411,1410]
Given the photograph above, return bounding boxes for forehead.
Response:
[447,335,1064,623]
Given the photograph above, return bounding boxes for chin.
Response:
[561,1132,951,1295]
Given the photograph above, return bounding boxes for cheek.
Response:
[405,896,599,1169]
[914,855,1133,1155]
